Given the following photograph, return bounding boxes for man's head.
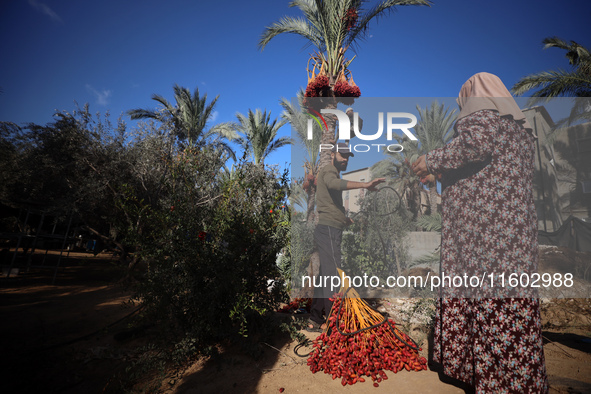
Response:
[331,142,354,172]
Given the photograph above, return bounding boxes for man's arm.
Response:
[343,178,385,192]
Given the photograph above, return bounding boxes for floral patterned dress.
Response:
[426,109,548,393]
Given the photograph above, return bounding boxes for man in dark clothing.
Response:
[307,143,385,332]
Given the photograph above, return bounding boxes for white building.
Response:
[342,167,371,214]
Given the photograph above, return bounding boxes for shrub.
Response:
[123,147,290,346]
[342,186,412,282]
[287,216,316,291]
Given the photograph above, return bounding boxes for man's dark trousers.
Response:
[310,224,343,325]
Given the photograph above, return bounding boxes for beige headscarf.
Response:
[456,72,534,135]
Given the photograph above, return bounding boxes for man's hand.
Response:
[344,178,385,191]
[411,155,430,178]
[345,217,354,227]
[365,177,386,191]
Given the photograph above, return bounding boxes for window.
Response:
[582,180,591,194]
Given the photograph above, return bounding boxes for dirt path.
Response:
[172,313,591,394]
[0,253,136,393]
[1,249,591,393]
[174,329,466,393]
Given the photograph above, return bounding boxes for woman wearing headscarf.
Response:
[412,72,548,393]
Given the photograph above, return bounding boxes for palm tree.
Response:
[259,0,431,169]
[372,137,424,218]
[235,109,291,166]
[127,84,237,156]
[280,89,323,222]
[372,100,456,217]
[512,37,591,125]
[290,181,310,214]
[413,100,456,214]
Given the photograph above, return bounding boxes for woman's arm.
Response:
[421,109,499,175]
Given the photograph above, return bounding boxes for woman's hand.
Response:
[411,155,430,178]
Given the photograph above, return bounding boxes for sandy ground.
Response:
[1,248,591,393]
[172,306,591,394]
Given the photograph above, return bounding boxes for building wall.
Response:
[406,231,441,264]
[342,167,371,213]
[523,106,591,231]
[524,107,563,231]
[552,122,591,219]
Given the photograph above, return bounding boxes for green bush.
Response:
[342,186,412,281]
[287,215,316,290]
[122,147,290,346]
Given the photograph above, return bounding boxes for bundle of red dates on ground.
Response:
[307,291,428,387]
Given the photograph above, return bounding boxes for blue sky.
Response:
[1,0,589,177]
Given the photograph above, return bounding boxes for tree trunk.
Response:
[410,182,424,220]
[84,225,126,259]
[429,182,439,215]
[306,185,316,223]
[317,97,338,171]
[127,252,141,272]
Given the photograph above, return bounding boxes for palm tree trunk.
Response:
[429,182,438,215]
[317,95,338,171]
[412,182,423,219]
[306,186,316,223]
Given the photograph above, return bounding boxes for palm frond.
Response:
[128,84,233,151]
[552,98,591,128]
[289,181,308,212]
[265,136,294,157]
[126,108,164,121]
[280,90,322,172]
[411,251,440,266]
[261,0,430,79]
[542,36,572,52]
[150,93,176,113]
[208,139,237,162]
[259,16,322,50]
[236,109,291,165]
[512,70,591,104]
[512,37,591,100]
[416,212,441,232]
[414,100,456,153]
[345,0,431,50]
[207,121,239,141]
[543,37,591,67]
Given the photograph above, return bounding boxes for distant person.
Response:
[307,143,385,332]
[411,72,548,392]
